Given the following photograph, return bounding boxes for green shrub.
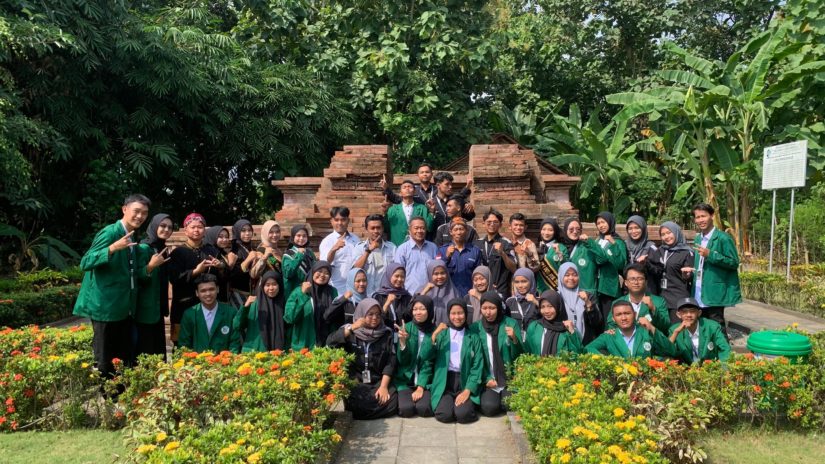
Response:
[0,284,80,328]
[739,272,825,318]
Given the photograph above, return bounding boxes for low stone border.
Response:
[322,403,353,464]
[506,411,537,464]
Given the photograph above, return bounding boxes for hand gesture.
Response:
[148,248,170,269]
[425,198,436,212]
[605,234,614,244]
[552,243,561,253]
[463,202,475,215]
[421,282,434,295]
[638,316,655,333]
[525,293,538,305]
[411,386,424,402]
[673,320,690,334]
[693,245,709,257]
[486,379,498,389]
[375,386,390,405]
[431,322,448,343]
[301,281,312,294]
[225,251,238,268]
[368,239,380,252]
[351,318,366,331]
[577,291,588,301]
[636,254,647,263]
[343,290,353,300]
[505,326,516,341]
[109,230,136,253]
[455,389,470,406]
[642,295,653,311]
[395,324,409,344]
[680,267,694,278]
[446,245,456,258]
[379,174,388,190]
[332,236,346,252]
[468,288,479,299]
[466,178,474,189]
[579,233,589,241]
[244,295,257,307]
[493,242,503,254]
[563,320,575,334]
[194,258,214,275]
[385,292,397,308]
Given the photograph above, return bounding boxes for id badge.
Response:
[697,269,702,279]
[362,370,371,384]
[660,278,668,289]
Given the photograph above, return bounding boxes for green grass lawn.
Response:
[701,426,825,464]
[0,429,128,464]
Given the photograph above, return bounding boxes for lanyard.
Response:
[662,250,672,266]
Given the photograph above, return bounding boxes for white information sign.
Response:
[762,140,807,190]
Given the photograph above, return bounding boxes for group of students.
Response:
[73,167,742,423]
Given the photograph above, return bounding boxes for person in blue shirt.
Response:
[437,218,482,296]
[394,216,438,294]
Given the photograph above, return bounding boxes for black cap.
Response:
[676,297,700,311]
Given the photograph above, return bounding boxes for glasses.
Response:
[485,220,500,225]
[626,277,645,283]
[567,228,582,233]
[158,224,174,230]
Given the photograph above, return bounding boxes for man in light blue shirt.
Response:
[319,206,361,295]
[394,216,437,294]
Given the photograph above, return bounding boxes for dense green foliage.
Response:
[1,0,823,261]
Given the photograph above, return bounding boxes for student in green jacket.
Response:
[135,213,174,361]
[430,299,484,424]
[525,290,584,356]
[178,274,241,353]
[281,224,316,301]
[473,291,523,417]
[395,295,436,418]
[74,194,166,378]
[668,298,731,364]
[586,300,676,359]
[284,261,343,350]
[560,218,609,296]
[592,212,628,322]
[234,271,288,353]
[608,263,671,334]
[687,203,741,338]
[536,217,569,292]
[383,180,434,246]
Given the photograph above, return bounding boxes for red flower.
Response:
[780,381,791,389]
[111,358,122,367]
[690,399,699,406]
[764,373,774,381]
[0,416,5,425]
[557,365,569,375]
[23,389,34,398]
[300,348,310,355]
[6,406,15,413]
[592,380,601,388]
[789,394,797,401]
[5,398,13,405]
[256,368,266,376]
[753,385,762,393]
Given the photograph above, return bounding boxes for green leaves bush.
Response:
[0,284,80,328]
[740,271,825,318]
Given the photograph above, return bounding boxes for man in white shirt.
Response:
[319,206,360,295]
[352,214,397,296]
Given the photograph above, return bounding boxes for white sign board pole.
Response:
[762,140,807,278]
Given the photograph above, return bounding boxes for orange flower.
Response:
[271,349,284,356]
[764,373,774,381]
[324,394,336,405]
[557,365,569,375]
[183,352,198,359]
[300,348,310,355]
[592,380,601,388]
[303,425,313,432]
[780,381,791,389]
[789,394,797,401]
[753,385,762,393]
[256,368,266,376]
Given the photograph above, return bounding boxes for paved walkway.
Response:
[334,415,520,464]
[728,299,825,333]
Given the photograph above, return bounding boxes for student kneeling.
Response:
[669,298,731,364]
[586,300,675,359]
[178,273,241,353]
[326,299,398,420]
[474,291,523,417]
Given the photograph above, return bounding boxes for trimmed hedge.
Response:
[740,271,825,318]
[0,284,80,328]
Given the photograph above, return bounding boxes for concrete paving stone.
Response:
[401,416,458,430]
[459,459,519,464]
[337,436,400,459]
[456,436,518,458]
[336,457,397,464]
[454,417,510,437]
[396,446,458,464]
[399,427,458,448]
[349,418,403,437]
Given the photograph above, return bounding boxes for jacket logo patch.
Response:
[707,342,715,351]
[577,258,586,267]
[643,342,652,352]
[221,326,230,335]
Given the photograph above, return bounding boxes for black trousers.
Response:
[397,388,434,418]
[434,371,477,424]
[135,319,167,362]
[702,306,728,339]
[598,293,616,330]
[480,388,511,417]
[92,318,135,379]
[344,383,398,420]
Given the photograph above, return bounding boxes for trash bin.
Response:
[746,330,812,364]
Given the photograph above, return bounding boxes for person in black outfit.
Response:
[646,221,695,323]
[474,209,517,298]
[327,298,398,420]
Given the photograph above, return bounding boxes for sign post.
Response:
[761,140,807,281]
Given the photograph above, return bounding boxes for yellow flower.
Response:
[219,447,235,456]
[623,433,633,441]
[571,398,581,405]
[614,366,623,374]
[290,382,301,391]
[81,362,89,368]
[247,452,262,463]
[332,433,342,443]
[137,444,157,454]
[65,353,78,361]
[255,352,268,360]
[262,439,276,447]
[236,438,247,445]
[164,441,180,452]
[576,447,588,455]
[560,453,571,463]
[281,359,294,368]
[613,408,625,418]
[155,432,168,443]
[556,438,571,449]
[316,380,325,388]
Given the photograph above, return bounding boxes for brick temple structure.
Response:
[271,143,580,244]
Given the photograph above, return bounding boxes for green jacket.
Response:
[524,321,584,356]
[608,294,671,334]
[669,319,731,364]
[233,300,290,353]
[471,317,523,382]
[429,329,485,410]
[567,239,608,293]
[284,287,339,351]
[394,321,435,390]
[384,203,434,246]
[74,221,145,322]
[282,247,316,302]
[585,324,675,359]
[596,238,627,298]
[536,243,569,292]
[178,303,241,353]
[134,244,163,324]
[693,229,742,307]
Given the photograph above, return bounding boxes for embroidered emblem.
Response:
[578,258,586,267]
[707,342,715,351]
[607,249,613,256]
[643,342,652,351]
[221,326,230,335]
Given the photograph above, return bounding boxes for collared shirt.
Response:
[402,202,414,225]
[319,231,361,295]
[485,332,505,393]
[474,234,516,297]
[201,303,217,333]
[694,228,715,308]
[513,236,540,269]
[622,327,637,356]
[437,242,482,296]
[394,239,437,293]
[120,220,137,292]
[448,328,464,372]
[688,324,701,362]
[356,240,397,296]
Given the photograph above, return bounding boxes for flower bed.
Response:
[740,271,825,318]
[509,331,825,463]
[0,268,83,327]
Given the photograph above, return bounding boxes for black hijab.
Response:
[141,213,171,251]
[446,298,469,330]
[410,294,435,334]
[308,261,335,345]
[537,290,568,356]
[479,291,507,387]
[256,271,286,350]
[204,226,228,250]
[561,217,582,248]
[285,224,315,275]
[538,217,562,255]
[595,211,617,239]
[232,219,253,256]
[287,224,309,248]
